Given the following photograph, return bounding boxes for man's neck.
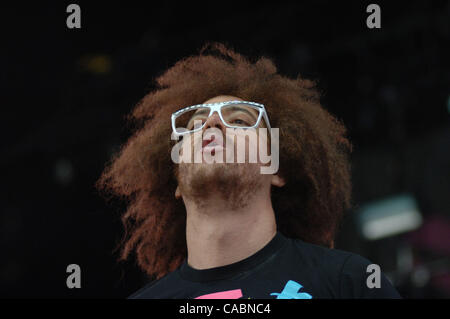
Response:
[184,192,277,270]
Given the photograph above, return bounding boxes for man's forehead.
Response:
[202,95,243,104]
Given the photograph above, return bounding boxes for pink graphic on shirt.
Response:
[195,289,243,299]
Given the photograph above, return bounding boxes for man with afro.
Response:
[97,43,400,299]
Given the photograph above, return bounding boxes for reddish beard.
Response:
[175,161,263,210]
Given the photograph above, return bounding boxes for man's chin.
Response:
[177,162,263,209]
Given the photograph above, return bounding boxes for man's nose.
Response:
[203,111,225,132]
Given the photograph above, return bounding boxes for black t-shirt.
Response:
[129,232,401,299]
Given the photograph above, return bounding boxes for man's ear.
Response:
[175,186,181,199]
[271,174,286,188]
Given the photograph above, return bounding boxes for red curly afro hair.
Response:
[97,42,353,280]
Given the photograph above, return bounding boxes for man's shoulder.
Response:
[287,237,380,279]
[288,237,401,298]
[292,238,379,272]
[289,236,358,267]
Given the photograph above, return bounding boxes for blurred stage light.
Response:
[356,193,423,241]
[54,158,74,186]
[78,54,112,75]
[447,95,450,114]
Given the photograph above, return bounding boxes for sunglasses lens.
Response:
[174,107,210,133]
[220,104,260,128]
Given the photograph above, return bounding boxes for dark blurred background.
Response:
[1,1,449,298]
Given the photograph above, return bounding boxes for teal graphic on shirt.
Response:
[270,280,313,299]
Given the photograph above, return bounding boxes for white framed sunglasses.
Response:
[171,100,272,136]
